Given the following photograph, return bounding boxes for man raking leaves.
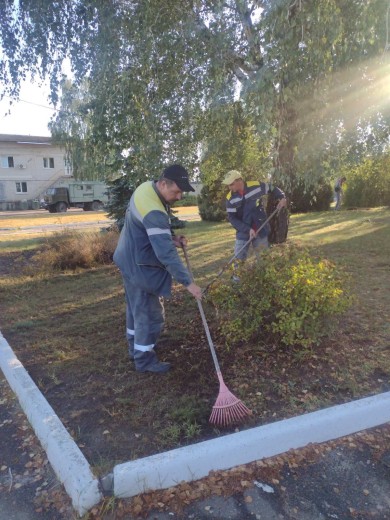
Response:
[222,170,287,280]
[113,164,253,426]
[113,165,202,374]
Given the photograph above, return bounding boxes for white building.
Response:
[0,134,71,210]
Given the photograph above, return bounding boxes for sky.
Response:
[0,77,56,137]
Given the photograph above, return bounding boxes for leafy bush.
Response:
[289,179,333,213]
[208,244,351,349]
[343,154,390,208]
[29,230,119,272]
[198,184,226,222]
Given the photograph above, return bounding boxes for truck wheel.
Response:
[83,203,92,211]
[91,201,103,211]
[56,202,68,213]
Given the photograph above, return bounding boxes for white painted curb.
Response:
[0,332,102,516]
[2,326,390,512]
[114,391,390,498]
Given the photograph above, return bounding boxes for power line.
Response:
[2,95,57,111]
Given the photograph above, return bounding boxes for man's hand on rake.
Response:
[276,197,287,212]
[173,234,188,248]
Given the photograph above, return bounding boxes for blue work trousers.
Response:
[234,235,269,261]
[122,275,165,352]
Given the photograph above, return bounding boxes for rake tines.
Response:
[181,245,252,428]
[209,373,252,427]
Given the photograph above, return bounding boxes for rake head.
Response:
[209,374,252,427]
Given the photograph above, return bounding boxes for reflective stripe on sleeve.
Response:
[146,228,172,236]
[245,187,261,198]
[227,207,237,213]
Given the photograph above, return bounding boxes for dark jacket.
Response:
[113,181,192,296]
[226,181,285,240]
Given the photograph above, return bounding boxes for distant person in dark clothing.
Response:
[334,176,346,210]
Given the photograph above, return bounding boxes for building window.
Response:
[1,156,14,168]
[43,157,55,168]
[16,182,28,193]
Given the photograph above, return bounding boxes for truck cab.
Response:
[43,187,70,213]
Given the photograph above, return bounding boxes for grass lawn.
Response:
[0,206,389,476]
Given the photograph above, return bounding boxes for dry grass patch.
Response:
[26,230,118,272]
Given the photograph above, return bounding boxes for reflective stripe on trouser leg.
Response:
[125,305,135,342]
[124,288,135,358]
[122,275,164,352]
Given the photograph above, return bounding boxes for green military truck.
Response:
[43,181,109,213]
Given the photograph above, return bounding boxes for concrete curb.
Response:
[113,391,390,498]
[2,328,390,513]
[0,332,102,516]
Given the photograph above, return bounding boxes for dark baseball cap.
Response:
[162,164,195,192]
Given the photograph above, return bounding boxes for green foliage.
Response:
[343,154,390,208]
[169,395,208,425]
[158,395,205,446]
[290,179,333,213]
[199,102,272,187]
[105,176,134,231]
[198,184,226,222]
[49,79,111,181]
[1,0,389,204]
[209,244,351,349]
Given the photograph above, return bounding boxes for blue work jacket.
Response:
[226,181,285,240]
[113,181,192,296]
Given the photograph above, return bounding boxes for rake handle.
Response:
[182,245,221,374]
[202,206,279,295]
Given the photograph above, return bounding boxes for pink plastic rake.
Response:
[182,246,252,427]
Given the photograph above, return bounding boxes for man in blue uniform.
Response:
[222,170,287,267]
[113,165,202,374]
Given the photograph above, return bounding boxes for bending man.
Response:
[222,170,287,270]
[114,164,202,374]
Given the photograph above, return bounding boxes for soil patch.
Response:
[1,248,389,476]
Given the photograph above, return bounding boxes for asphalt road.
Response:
[0,208,113,236]
[0,208,200,236]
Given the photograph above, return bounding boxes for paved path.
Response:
[0,219,113,235]
[0,208,200,236]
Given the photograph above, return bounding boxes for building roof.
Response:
[0,134,52,145]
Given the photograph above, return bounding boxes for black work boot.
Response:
[134,350,171,373]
